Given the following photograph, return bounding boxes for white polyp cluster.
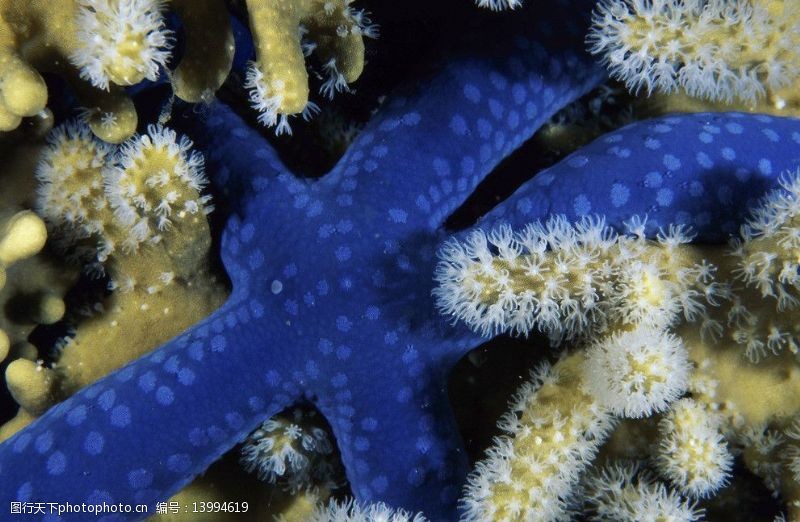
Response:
[329,2,379,42]
[726,170,800,360]
[105,124,211,252]
[434,216,617,342]
[461,361,615,521]
[309,499,428,522]
[244,62,287,134]
[72,0,173,90]
[582,326,691,418]
[320,59,351,100]
[588,0,800,103]
[35,120,212,285]
[585,462,703,522]
[655,398,733,498]
[240,409,339,493]
[611,223,720,329]
[342,4,380,40]
[434,216,716,344]
[35,122,114,254]
[244,62,321,136]
[474,0,524,10]
[245,2,376,135]
[734,171,800,305]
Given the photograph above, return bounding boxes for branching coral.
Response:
[242,0,377,135]
[588,0,800,105]
[0,211,48,362]
[0,0,143,142]
[439,169,800,517]
[459,326,700,519]
[0,120,226,438]
[0,0,373,140]
[434,216,720,343]
[461,355,614,521]
[35,121,214,274]
[71,0,173,91]
[0,140,81,436]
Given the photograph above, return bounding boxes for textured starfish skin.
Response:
[479,111,800,240]
[3,1,800,521]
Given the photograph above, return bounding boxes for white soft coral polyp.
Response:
[582,325,691,418]
[72,0,173,90]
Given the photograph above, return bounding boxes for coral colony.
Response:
[1,0,800,520]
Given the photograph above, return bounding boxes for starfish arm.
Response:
[315,346,468,521]
[0,298,297,517]
[175,101,299,218]
[476,113,800,240]
[321,1,604,232]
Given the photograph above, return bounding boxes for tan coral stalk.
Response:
[461,353,614,521]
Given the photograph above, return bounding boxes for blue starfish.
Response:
[476,111,800,240]
[3,1,800,521]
